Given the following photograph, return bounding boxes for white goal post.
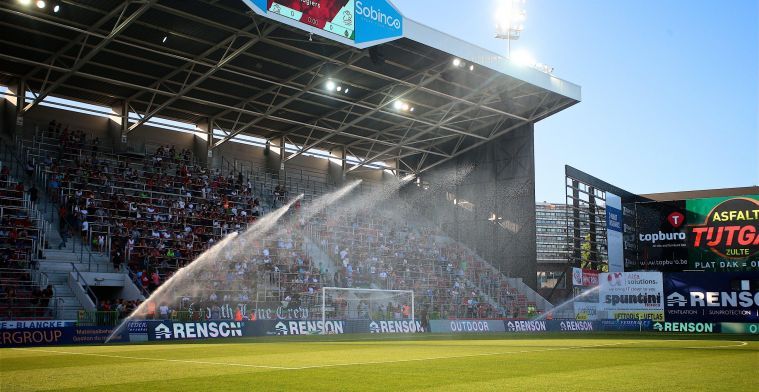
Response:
[321,287,415,334]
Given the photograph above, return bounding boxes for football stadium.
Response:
[0,0,757,391]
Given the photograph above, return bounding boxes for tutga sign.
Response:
[148,321,244,341]
[663,272,759,322]
[686,196,759,271]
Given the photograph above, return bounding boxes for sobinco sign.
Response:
[149,321,243,341]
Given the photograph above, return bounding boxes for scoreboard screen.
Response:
[268,0,355,40]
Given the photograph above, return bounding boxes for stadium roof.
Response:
[0,0,581,175]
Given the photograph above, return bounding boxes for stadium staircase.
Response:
[7,133,143,320]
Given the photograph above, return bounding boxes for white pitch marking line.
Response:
[10,348,298,370]
[659,340,749,349]
[287,341,642,370]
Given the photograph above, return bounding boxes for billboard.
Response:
[635,200,689,271]
[634,195,759,272]
[599,272,664,320]
[686,196,759,271]
[663,272,759,322]
[243,0,403,47]
[606,193,624,272]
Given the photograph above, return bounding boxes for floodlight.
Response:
[336,86,342,92]
[452,58,461,67]
[18,0,32,5]
[393,100,403,110]
[53,4,59,12]
[36,0,45,9]
[325,80,336,91]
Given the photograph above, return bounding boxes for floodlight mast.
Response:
[494,0,527,58]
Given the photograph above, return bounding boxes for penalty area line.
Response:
[10,347,298,370]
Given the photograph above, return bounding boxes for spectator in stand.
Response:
[28,184,38,204]
[40,285,53,317]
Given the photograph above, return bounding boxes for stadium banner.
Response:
[504,320,598,333]
[0,320,75,329]
[720,323,759,334]
[606,193,624,272]
[367,320,425,334]
[428,319,505,333]
[241,0,404,48]
[598,272,664,318]
[599,319,654,332]
[662,272,759,322]
[0,326,129,348]
[252,320,349,336]
[610,310,664,322]
[652,321,721,334]
[633,195,759,272]
[573,269,600,320]
[635,200,689,271]
[685,195,759,271]
[146,320,245,341]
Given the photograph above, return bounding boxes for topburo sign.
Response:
[663,272,759,322]
[634,201,689,271]
[149,321,243,341]
[369,320,424,334]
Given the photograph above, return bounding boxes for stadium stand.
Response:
[0,118,543,322]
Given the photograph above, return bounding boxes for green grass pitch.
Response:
[1,334,757,391]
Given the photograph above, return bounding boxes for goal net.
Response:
[321,287,414,332]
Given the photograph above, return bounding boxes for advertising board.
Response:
[633,196,759,272]
[242,0,403,47]
[428,320,505,333]
[663,272,759,322]
[598,272,664,317]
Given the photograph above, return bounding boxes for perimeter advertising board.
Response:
[634,195,759,272]
[572,268,599,320]
[598,272,665,321]
[663,272,759,322]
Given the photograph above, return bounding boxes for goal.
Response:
[321,287,415,332]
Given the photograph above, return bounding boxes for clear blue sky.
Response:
[393,0,759,202]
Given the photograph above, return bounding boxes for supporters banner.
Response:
[598,272,664,317]
[662,272,759,322]
[428,320,505,333]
